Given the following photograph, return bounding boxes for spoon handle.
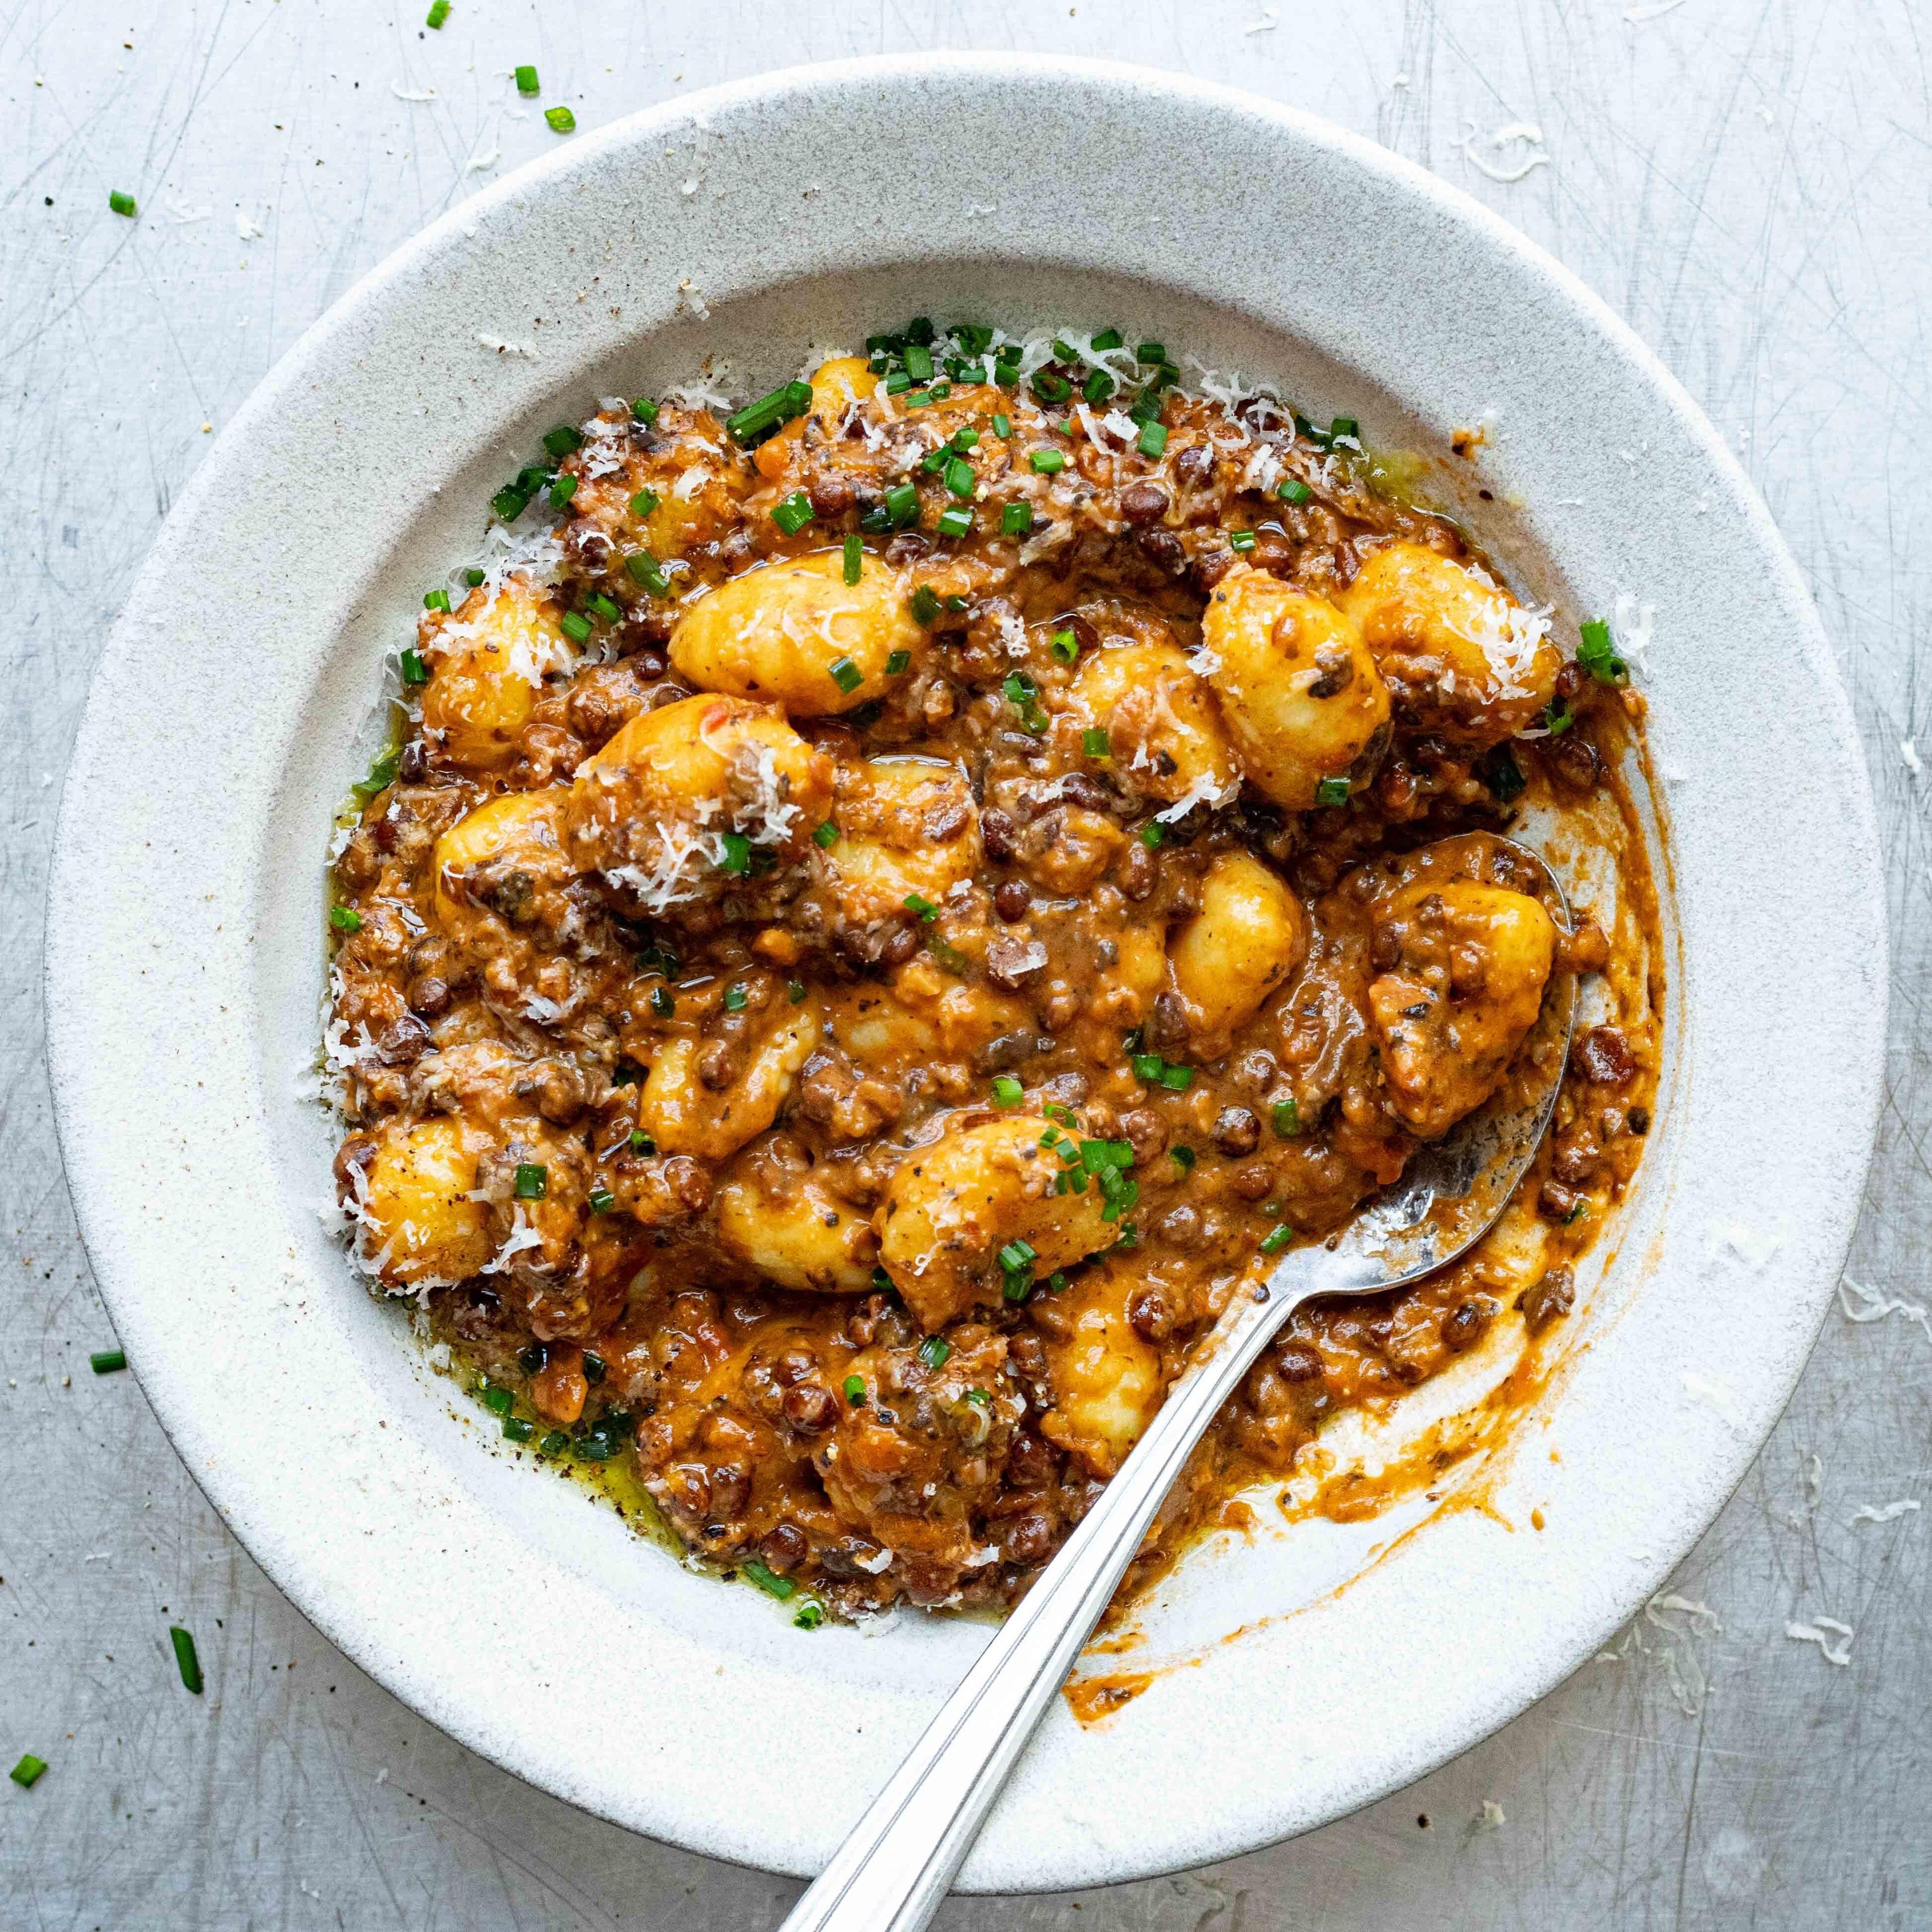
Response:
[778,1269,1314,1932]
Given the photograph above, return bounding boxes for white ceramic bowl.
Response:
[47,54,1884,1891]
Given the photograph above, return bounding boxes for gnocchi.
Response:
[430,786,570,930]
[1340,541,1561,747]
[639,991,821,1161]
[1199,565,1391,810]
[348,1116,494,1289]
[420,575,572,769]
[1037,1259,1164,1477]
[822,756,981,925]
[1367,877,1557,1138]
[669,548,927,714]
[713,1140,878,1293]
[877,1117,1114,1332]
[1065,640,1240,807]
[1167,850,1309,1038]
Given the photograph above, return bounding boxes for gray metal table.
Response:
[4,4,1926,1925]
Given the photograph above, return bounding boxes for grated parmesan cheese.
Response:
[1785,1617,1853,1666]
[1848,1498,1920,1526]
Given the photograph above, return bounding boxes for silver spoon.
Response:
[779,841,1577,1932]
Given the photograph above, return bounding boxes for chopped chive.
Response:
[723,984,748,1012]
[1545,700,1576,736]
[513,1162,547,1199]
[400,647,428,685]
[1229,530,1257,554]
[1273,1098,1303,1138]
[1260,1223,1294,1254]
[1031,371,1072,403]
[1135,341,1167,364]
[999,1238,1037,1269]
[632,397,661,426]
[1050,627,1079,664]
[1001,502,1034,537]
[425,0,450,25]
[903,389,931,409]
[917,1336,951,1369]
[1576,618,1628,684]
[725,380,814,446]
[588,592,621,624]
[992,412,1012,439]
[991,1075,1024,1106]
[90,1348,127,1375]
[1314,777,1351,807]
[108,190,137,218]
[872,1265,893,1291]
[10,1754,46,1788]
[904,343,934,382]
[813,820,840,849]
[717,831,752,875]
[170,1626,203,1695]
[772,492,815,536]
[1132,1053,1164,1082]
[904,893,940,923]
[1160,1064,1193,1092]
[1329,416,1359,441]
[829,656,864,695]
[1138,421,1169,459]
[629,488,661,519]
[885,649,911,674]
[464,567,487,587]
[1082,727,1110,759]
[625,551,671,596]
[743,1559,797,1600]
[503,1415,535,1441]
[1082,369,1115,406]
[1090,328,1123,352]
[559,609,593,643]
[1141,822,1166,849]
[630,1126,658,1153]
[936,505,972,538]
[884,481,921,528]
[787,979,807,1004]
[423,587,451,613]
[1028,447,1066,475]
[542,424,583,459]
[544,105,577,134]
[844,1374,867,1405]
[649,985,675,1018]
[329,905,362,935]
[1171,1146,1196,1171]
[883,372,912,396]
[950,427,980,453]
[909,584,941,625]
[548,473,578,507]
[842,533,863,584]
[514,64,540,95]
[922,449,948,475]
[793,1600,826,1629]
[1279,477,1313,504]
[588,1186,616,1214]
[533,1429,566,1455]
[944,456,976,499]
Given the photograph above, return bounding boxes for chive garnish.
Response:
[588,1186,616,1213]
[1050,627,1079,663]
[629,488,661,519]
[632,397,660,426]
[559,609,593,643]
[717,832,752,875]
[793,1601,826,1630]
[884,481,920,527]
[514,64,539,95]
[772,492,815,535]
[723,984,748,1012]
[426,0,449,25]
[625,551,671,596]
[813,820,839,849]
[400,647,428,685]
[844,1374,867,1405]
[1082,728,1110,759]
[423,587,451,613]
[917,1336,951,1370]
[90,1349,127,1375]
[1279,477,1312,504]
[1138,421,1169,459]
[843,533,863,584]
[1229,530,1257,554]
[108,190,137,218]
[909,585,941,625]
[1314,777,1351,807]
[10,1754,47,1788]
[936,505,972,538]
[829,656,864,695]
[903,893,940,923]
[885,649,911,674]
[329,905,362,934]
[544,106,576,134]
[629,1128,657,1153]
[726,380,813,446]
[1260,1224,1294,1254]
[1028,448,1065,474]
[1273,1098,1302,1137]
[1001,502,1033,537]
[513,1163,547,1199]
[991,1076,1024,1106]
[171,1627,203,1694]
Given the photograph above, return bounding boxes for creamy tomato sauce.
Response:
[324,323,1661,1623]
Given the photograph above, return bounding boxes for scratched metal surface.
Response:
[3,2,1926,1925]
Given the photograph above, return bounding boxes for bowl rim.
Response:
[45,50,1886,1892]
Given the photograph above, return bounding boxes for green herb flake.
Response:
[842,533,863,585]
[1140,822,1166,849]
[1229,530,1257,555]
[722,984,748,1012]
[400,647,428,686]
[90,1349,127,1375]
[1279,477,1313,504]
[1002,501,1034,537]
[629,488,661,520]
[632,397,661,427]
[1081,727,1111,760]
[1314,777,1352,808]
[1259,1223,1294,1255]
[904,893,939,922]
[514,64,540,95]
[464,567,487,587]
[917,1336,952,1370]
[1273,1097,1303,1138]
[1028,447,1066,474]
[629,1128,658,1154]
[170,1626,203,1695]
[1170,1146,1196,1172]
[625,551,671,596]
[717,832,753,875]
[559,609,594,643]
[787,979,807,1005]
[844,1374,867,1406]
[425,1,451,25]
[108,190,137,218]
[793,1600,826,1630]
[884,648,912,675]
[1576,617,1628,684]
[544,104,577,133]
[743,1559,797,1601]
[10,1754,47,1788]
[423,587,451,613]
[813,820,840,850]
[1137,421,1169,460]
[771,491,816,536]
[910,584,942,625]
[992,412,1012,438]
[1159,1064,1193,1092]
[503,1416,535,1442]
[1136,341,1167,364]
[588,1186,616,1214]
[725,379,814,447]
[936,504,973,538]
[991,1075,1025,1107]
[649,986,675,1019]
[329,905,362,935]
[513,1162,547,1199]
[829,655,864,694]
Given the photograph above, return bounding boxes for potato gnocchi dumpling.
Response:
[823,756,981,925]
[1038,1259,1165,1478]
[1167,850,1309,1038]
[1200,565,1391,810]
[713,1139,878,1292]
[430,787,571,930]
[1367,878,1558,1138]
[1065,639,1241,807]
[1340,541,1561,748]
[420,576,572,770]
[878,1117,1114,1332]
[639,988,821,1161]
[349,1116,494,1289]
[669,549,926,714]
